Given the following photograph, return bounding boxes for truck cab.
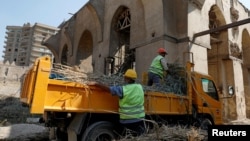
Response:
[191,71,223,128]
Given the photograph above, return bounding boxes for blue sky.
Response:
[0,0,88,61]
[239,0,250,10]
[0,0,250,61]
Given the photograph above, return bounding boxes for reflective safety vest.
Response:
[119,84,145,120]
[148,55,164,78]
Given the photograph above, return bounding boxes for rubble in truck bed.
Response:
[144,63,187,95]
[51,63,187,95]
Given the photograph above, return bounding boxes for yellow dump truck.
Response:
[20,55,232,141]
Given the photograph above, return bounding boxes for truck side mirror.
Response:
[228,86,234,96]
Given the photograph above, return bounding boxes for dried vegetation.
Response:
[119,125,207,141]
[51,63,187,94]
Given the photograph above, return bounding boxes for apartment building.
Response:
[3,26,22,65]
[3,23,59,66]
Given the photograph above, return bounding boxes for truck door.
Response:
[199,78,222,124]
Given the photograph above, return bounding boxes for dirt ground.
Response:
[0,93,207,141]
[0,94,49,141]
[0,93,242,141]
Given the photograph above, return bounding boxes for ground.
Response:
[0,93,49,140]
[0,92,208,141]
[1,81,250,141]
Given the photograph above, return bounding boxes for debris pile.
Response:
[144,63,187,95]
[118,125,208,141]
[50,63,187,95]
[0,94,48,141]
[0,95,31,124]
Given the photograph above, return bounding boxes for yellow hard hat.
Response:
[124,69,137,79]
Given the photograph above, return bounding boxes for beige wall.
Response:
[44,0,250,122]
[188,0,250,121]
[0,62,29,96]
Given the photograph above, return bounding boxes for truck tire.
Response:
[81,121,117,141]
[200,118,212,130]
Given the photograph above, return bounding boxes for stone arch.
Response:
[242,29,250,118]
[43,43,59,63]
[72,3,103,71]
[108,6,134,75]
[42,33,61,63]
[76,30,93,73]
[208,5,228,86]
[86,4,103,42]
[62,20,74,64]
[61,44,68,65]
[208,5,235,121]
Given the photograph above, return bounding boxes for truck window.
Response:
[201,78,219,100]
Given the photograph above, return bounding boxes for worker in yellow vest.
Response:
[147,47,169,87]
[87,69,146,136]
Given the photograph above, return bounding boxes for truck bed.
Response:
[20,56,190,115]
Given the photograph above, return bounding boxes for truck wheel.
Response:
[200,118,212,130]
[81,121,117,141]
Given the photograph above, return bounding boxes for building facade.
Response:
[3,23,59,66]
[44,0,250,122]
[3,26,22,65]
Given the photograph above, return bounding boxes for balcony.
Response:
[32,42,44,48]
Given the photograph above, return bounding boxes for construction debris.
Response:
[118,125,208,141]
[50,63,187,95]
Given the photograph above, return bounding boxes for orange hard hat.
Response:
[157,48,167,54]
